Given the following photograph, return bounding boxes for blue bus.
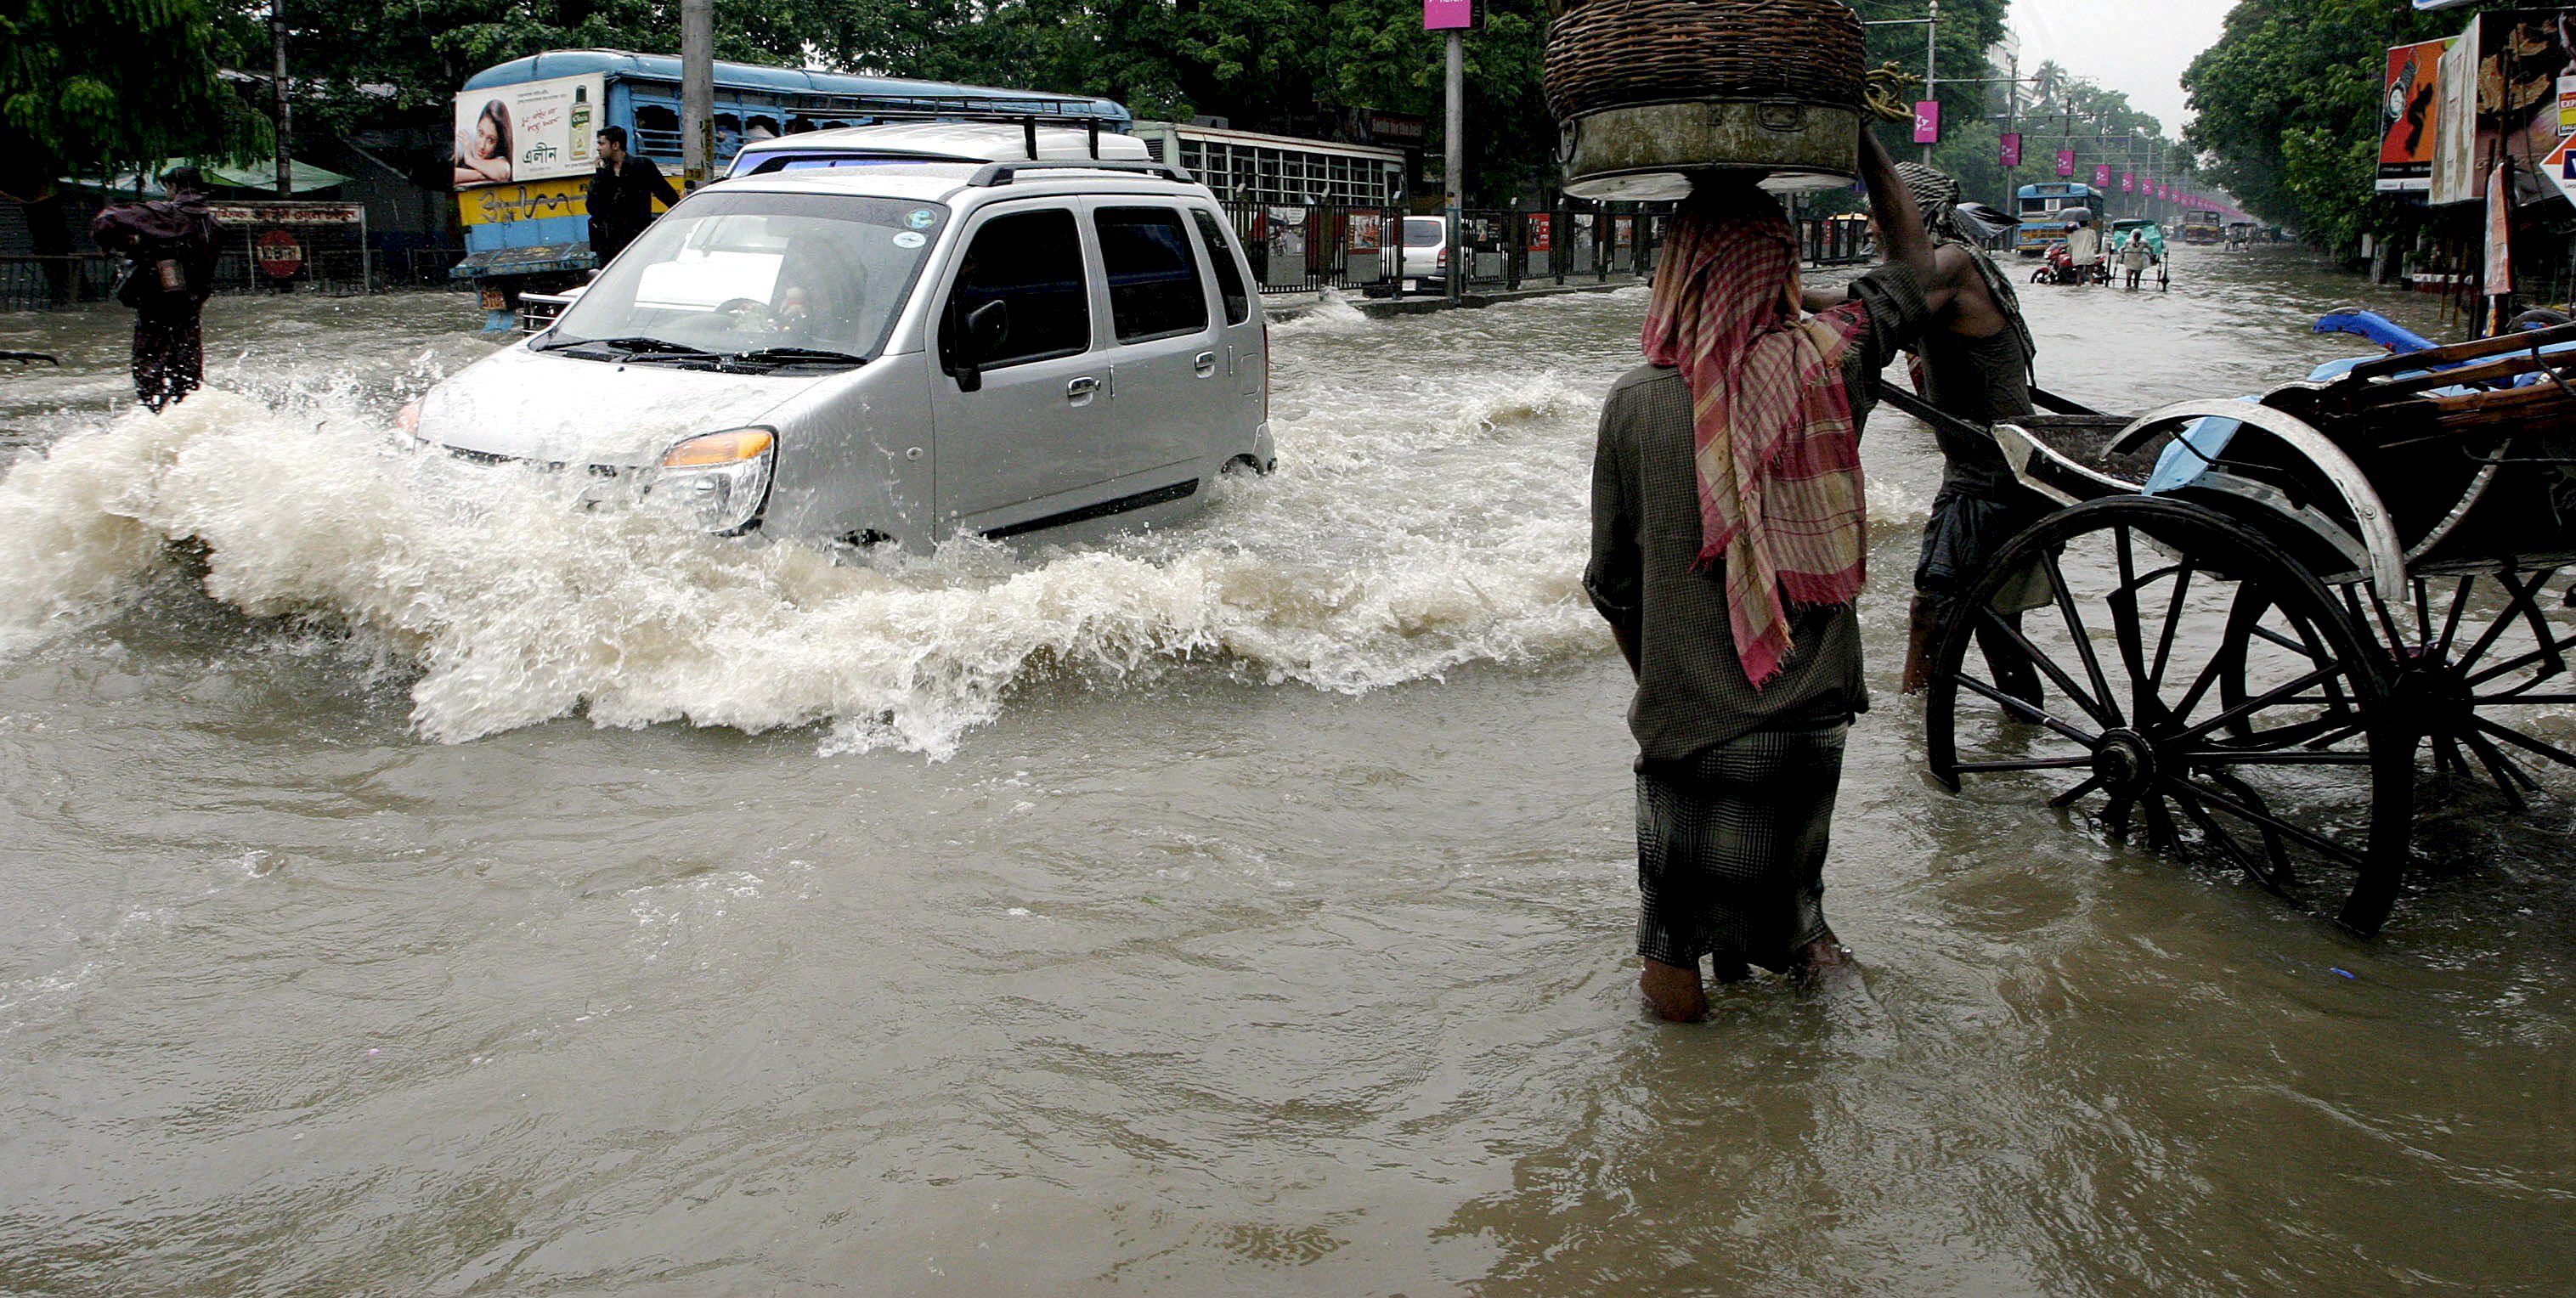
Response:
[449,49,1128,319]
[2014,182,2105,257]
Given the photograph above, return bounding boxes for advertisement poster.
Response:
[2430,11,2576,206]
[1265,206,1308,265]
[1422,0,1477,31]
[2121,172,2134,193]
[1526,213,1551,252]
[1999,133,2021,167]
[1347,213,1383,253]
[2055,150,2076,178]
[2094,163,2113,188]
[453,72,605,189]
[2381,39,2452,193]
[1912,101,1940,145]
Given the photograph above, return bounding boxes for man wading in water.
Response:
[88,166,223,413]
[1585,129,1948,1022]
[587,127,680,265]
[1808,162,2052,703]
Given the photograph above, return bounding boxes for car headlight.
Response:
[653,427,774,533]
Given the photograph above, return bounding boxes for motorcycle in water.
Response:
[2029,241,2110,286]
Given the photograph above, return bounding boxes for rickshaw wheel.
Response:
[1925,496,2415,934]
[2346,566,2576,813]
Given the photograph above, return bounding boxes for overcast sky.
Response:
[2007,0,2238,132]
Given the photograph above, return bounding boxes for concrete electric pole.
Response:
[681,0,715,189]
[1444,28,1464,304]
[272,0,293,196]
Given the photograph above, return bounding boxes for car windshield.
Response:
[1402,218,1444,248]
[546,190,947,365]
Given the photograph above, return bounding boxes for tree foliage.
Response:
[3,0,270,187]
[2181,0,2471,249]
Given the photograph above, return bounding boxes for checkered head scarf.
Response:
[1641,183,1873,688]
[1893,161,2037,370]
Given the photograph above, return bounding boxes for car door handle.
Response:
[1193,351,1217,378]
[1066,375,1100,404]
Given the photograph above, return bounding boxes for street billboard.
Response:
[2380,38,2453,192]
[2429,10,2576,206]
[452,72,604,190]
[1423,0,1479,31]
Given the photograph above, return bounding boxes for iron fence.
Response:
[1214,200,1684,297]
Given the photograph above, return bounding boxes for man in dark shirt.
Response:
[1585,129,1951,1022]
[587,126,681,264]
[88,166,223,412]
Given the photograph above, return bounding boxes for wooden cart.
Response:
[1906,321,2576,934]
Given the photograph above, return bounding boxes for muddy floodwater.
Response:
[2,249,2570,1295]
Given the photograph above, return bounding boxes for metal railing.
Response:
[1212,200,1676,297]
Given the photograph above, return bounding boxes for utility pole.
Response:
[1922,0,1939,164]
[272,0,293,196]
[1443,26,1464,304]
[681,0,714,189]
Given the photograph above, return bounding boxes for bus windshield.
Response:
[546,190,946,364]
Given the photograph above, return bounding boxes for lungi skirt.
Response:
[1635,721,1849,971]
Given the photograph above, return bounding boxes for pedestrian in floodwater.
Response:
[587,126,681,266]
[2118,229,2156,289]
[88,166,223,413]
[1831,161,2049,703]
[1584,129,1949,1022]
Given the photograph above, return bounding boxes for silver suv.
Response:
[407,125,1273,550]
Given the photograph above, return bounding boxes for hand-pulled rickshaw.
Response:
[1884,313,2576,935]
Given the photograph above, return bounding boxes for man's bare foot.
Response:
[1789,932,1854,987]
[1641,958,1707,1022]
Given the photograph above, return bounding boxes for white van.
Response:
[406,125,1273,550]
[1398,216,1448,282]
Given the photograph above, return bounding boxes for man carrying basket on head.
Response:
[1585,129,1956,1022]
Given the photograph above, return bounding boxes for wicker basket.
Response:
[1543,0,1866,122]
[1545,0,1867,199]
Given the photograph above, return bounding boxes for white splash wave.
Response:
[0,363,1607,758]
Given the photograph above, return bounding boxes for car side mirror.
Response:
[945,299,1008,394]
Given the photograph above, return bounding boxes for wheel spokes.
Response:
[1954,670,2100,749]
[2166,771,2370,870]
[1976,607,2119,731]
[2042,545,2124,729]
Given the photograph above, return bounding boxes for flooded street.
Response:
[3,249,2570,1294]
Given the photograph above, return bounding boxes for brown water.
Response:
[2,248,2569,1295]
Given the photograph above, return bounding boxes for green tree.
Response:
[2181,0,2473,250]
[4,0,270,183]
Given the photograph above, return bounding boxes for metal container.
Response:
[1560,99,1859,201]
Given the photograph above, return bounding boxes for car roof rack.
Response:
[967,158,1194,187]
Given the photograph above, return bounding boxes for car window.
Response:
[1189,209,1250,326]
[1403,218,1444,248]
[551,192,945,361]
[1095,206,1210,343]
[949,207,1090,368]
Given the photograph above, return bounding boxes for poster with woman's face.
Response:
[449,74,605,189]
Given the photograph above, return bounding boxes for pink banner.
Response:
[1999,133,2021,167]
[2121,172,2134,193]
[2056,150,2076,178]
[1422,0,1474,30]
[2095,163,2113,188]
[1912,101,1940,145]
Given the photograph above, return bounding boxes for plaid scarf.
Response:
[1641,187,1871,689]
